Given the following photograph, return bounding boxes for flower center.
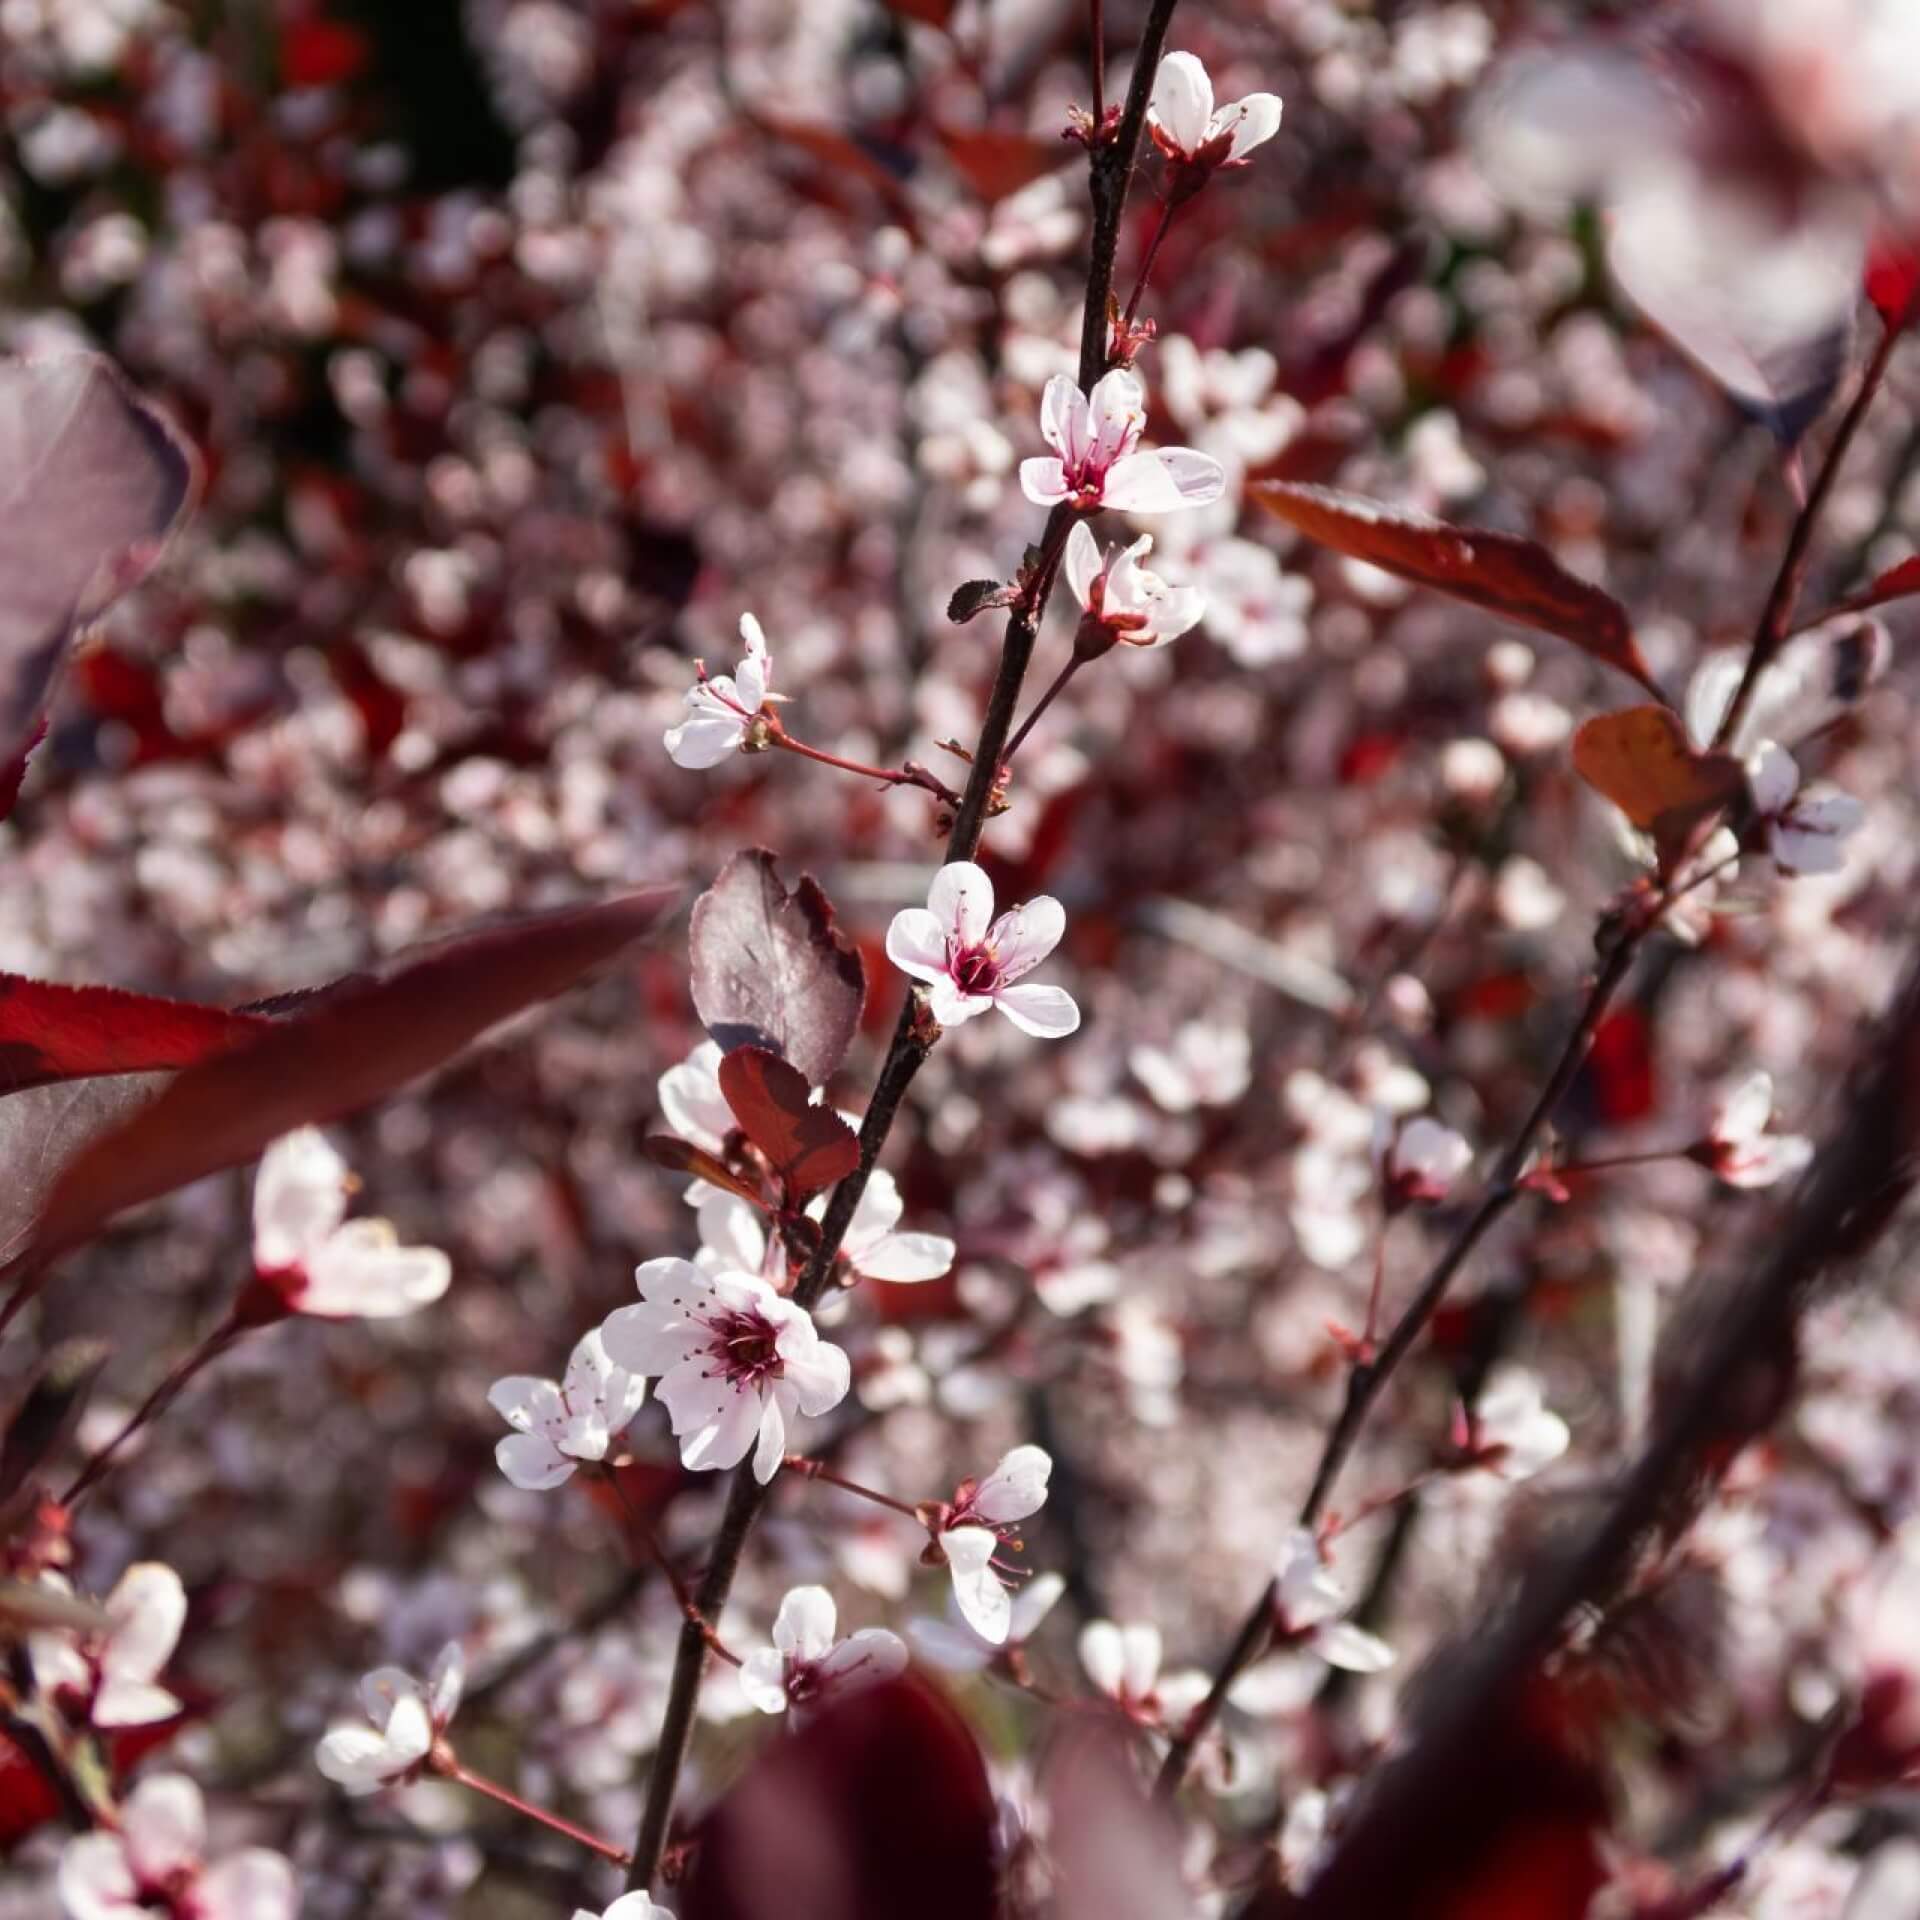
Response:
[950,942,1003,996]
[709,1309,782,1386]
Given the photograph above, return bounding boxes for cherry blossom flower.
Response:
[1374,1114,1473,1211]
[316,1643,464,1795]
[31,1562,184,1729]
[1272,1530,1395,1673]
[887,862,1080,1038]
[696,1174,955,1287]
[489,1328,647,1491]
[911,1572,1065,1673]
[1467,1369,1571,1480]
[1147,53,1284,174]
[738,1586,908,1718]
[601,1258,850,1482]
[1063,521,1205,652]
[1078,1619,1211,1725]
[249,1128,451,1320]
[1129,1021,1252,1112]
[935,1445,1053,1645]
[1018,369,1224,514]
[664,613,773,769]
[1745,741,1866,877]
[573,1898,674,1920]
[58,1774,295,1920]
[1695,1071,1815,1189]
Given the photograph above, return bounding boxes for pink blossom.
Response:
[601,1258,850,1483]
[664,614,773,769]
[738,1585,908,1718]
[251,1129,451,1320]
[1147,53,1284,171]
[58,1774,295,1920]
[886,862,1079,1038]
[1063,521,1205,651]
[31,1562,185,1730]
[1374,1114,1473,1211]
[1018,369,1224,514]
[1745,740,1865,877]
[489,1328,647,1491]
[936,1445,1053,1644]
[1273,1530,1395,1673]
[316,1644,464,1795]
[1697,1071,1814,1189]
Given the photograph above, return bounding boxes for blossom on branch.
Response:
[601,1259,850,1483]
[1018,369,1224,514]
[1695,1071,1814,1189]
[887,862,1080,1038]
[31,1562,184,1730]
[58,1774,295,1920]
[1064,521,1206,653]
[935,1445,1053,1645]
[1374,1114,1473,1212]
[1273,1530,1395,1673]
[1079,1619,1210,1725]
[1147,52,1283,175]
[664,613,774,770]
[250,1128,451,1320]
[739,1585,908,1718]
[1745,740,1865,877]
[1467,1369,1571,1480]
[316,1643,464,1796]
[489,1328,647,1491]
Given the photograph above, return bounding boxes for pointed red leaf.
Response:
[0,978,269,1097]
[1252,480,1661,695]
[0,888,679,1281]
[1831,553,1920,618]
[717,1046,859,1199]
[936,127,1071,204]
[641,1135,768,1209]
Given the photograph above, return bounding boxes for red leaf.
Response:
[1252,481,1661,695]
[1832,553,1920,618]
[1866,232,1920,329]
[936,127,1070,204]
[1571,705,1743,874]
[0,1727,59,1848]
[717,1047,859,1200]
[0,978,269,1097]
[0,354,198,773]
[641,1134,767,1209]
[690,851,866,1088]
[681,1675,997,1920]
[755,118,919,227]
[0,889,679,1283]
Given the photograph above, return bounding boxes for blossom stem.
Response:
[443,1761,632,1867]
[771,732,960,807]
[1003,656,1083,763]
[602,1470,741,1666]
[1714,291,1914,754]
[622,4,1186,1891]
[1550,1146,1690,1177]
[1119,196,1178,336]
[62,1321,242,1508]
[782,1453,923,1521]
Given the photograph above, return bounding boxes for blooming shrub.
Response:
[4,3,1920,1918]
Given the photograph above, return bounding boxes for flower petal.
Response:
[989,895,1065,981]
[992,982,1081,1039]
[1064,519,1103,612]
[752,1389,789,1483]
[58,1834,137,1920]
[1019,456,1070,506]
[1038,373,1082,459]
[773,1585,837,1662]
[886,907,951,985]
[1311,1620,1396,1673]
[1149,50,1214,156]
[929,861,995,944]
[198,1849,298,1920]
[496,1432,575,1491]
[853,1230,955,1283]
[738,1648,790,1714]
[252,1128,349,1271]
[1746,738,1800,814]
[974,1444,1053,1522]
[1221,90,1283,161]
[943,1527,1011,1644]
[665,711,745,769]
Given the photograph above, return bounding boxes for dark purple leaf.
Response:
[716,1047,859,1200]
[690,850,865,1086]
[0,354,197,778]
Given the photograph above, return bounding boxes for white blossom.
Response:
[601,1259,850,1483]
[1745,740,1865,877]
[1471,1369,1571,1480]
[31,1562,184,1730]
[738,1586,908,1718]
[489,1328,647,1491]
[911,1572,1065,1673]
[316,1643,464,1795]
[1129,1021,1251,1112]
[664,613,772,769]
[657,1038,733,1157]
[887,862,1079,1038]
[1700,1071,1814,1189]
[937,1445,1053,1645]
[1078,1619,1212,1723]
[1273,1530,1395,1673]
[1375,1114,1473,1209]
[252,1128,451,1320]
[572,1897,674,1920]
[1147,52,1283,169]
[1018,369,1224,514]
[58,1774,295,1920]
[1063,521,1205,650]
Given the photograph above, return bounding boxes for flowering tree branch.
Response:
[621,2,1185,1890]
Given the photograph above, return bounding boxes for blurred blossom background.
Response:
[8,0,1920,1914]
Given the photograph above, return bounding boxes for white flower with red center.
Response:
[1744,740,1865,877]
[1465,1369,1571,1480]
[1147,52,1283,173]
[600,1258,850,1483]
[664,614,774,770]
[31,1563,185,1731]
[738,1586,909,1719]
[1694,1071,1814,1189]
[315,1643,464,1795]
[1018,368,1225,514]
[489,1329,647,1491]
[933,1445,1053,1645]
[887,862,1080,1039]
[1374,1113,1473,1212]
[1272,1530,1395,1673]
[58,1774,295,1920]
[1078,1619,1211,1726]
[1063,521,1206,652]
[250,1128,451,1320]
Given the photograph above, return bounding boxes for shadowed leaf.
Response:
[717,1047,859,1200]
[0,979,270,1097]
[1571,705,1743,873]
[641,1135,768,1209]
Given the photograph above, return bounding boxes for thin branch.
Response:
[621,5,1185,1889]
